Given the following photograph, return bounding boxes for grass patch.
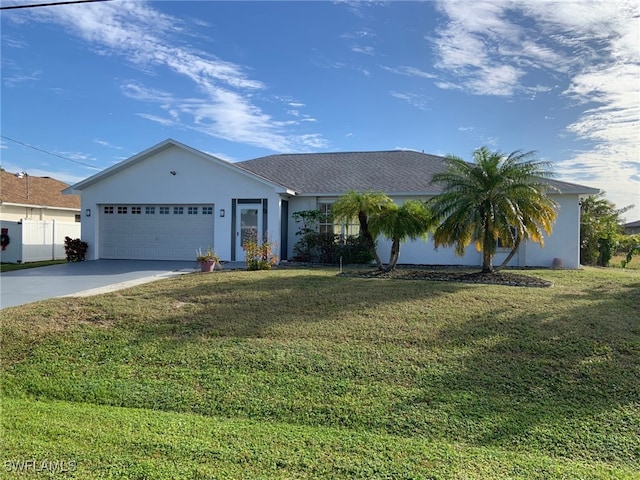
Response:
[610,254,640,270]
[0,260,66,273]
[2,267,639,478]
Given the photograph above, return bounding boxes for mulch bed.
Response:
[338,268,554,288]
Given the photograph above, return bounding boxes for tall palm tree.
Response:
[331,190,394,270]
[429,147,558,273]
[369,200,433,271]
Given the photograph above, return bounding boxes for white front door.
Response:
[236,204,262,259]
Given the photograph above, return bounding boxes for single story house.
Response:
[64,138,600,268]
[1,170,80,222]
[1,170,81,263]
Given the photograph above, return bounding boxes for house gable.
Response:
[64,138,294,196]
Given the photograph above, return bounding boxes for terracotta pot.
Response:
[199,260,218,272]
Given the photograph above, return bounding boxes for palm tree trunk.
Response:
[496,237,521,271]
[386,238,400,271]
[482,250,494,273]
[482,228,495,273]
[359,212,384,270]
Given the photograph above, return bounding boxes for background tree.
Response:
[369,200,433,271]
[580,193,633,266]
[331,190,393,270]
[429,147,558,273]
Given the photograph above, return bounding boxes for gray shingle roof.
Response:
[236,150,601,196]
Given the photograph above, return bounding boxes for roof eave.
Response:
[0,201,80,211]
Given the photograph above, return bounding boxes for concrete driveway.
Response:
[0,259,243,309]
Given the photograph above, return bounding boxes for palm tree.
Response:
[369,200,433,271]
[331,190,394,270]
[429,147,558,273]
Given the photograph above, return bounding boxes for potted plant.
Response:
[196,247,221,272]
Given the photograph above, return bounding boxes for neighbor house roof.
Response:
[236,150,601,196]
[0,170,80,209]
[625,220,640,229]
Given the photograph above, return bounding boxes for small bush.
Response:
[243,236,278,270]
[64,237,88,262]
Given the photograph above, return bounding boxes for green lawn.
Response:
[1,267,639,479]
[0,260,66,273]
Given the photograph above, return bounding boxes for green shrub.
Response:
[64,237,88,262]
[243,237,277,270]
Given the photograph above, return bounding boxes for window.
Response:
[317,202,360,238]
[159,207,170,215]
[145,206,155,215]
[117,206,127,214]
[104,206,114,214]
[188,207,198,215]
[131,206,142,214]
[173,206,184,215]
[318,203,333,234]
[202,206,213,215]
[74,214,81,222]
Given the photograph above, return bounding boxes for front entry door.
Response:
[236,204,262,259]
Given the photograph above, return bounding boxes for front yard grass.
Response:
[0,260,66,273]
[1,267,639,478]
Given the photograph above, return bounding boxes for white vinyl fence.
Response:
[0,220,81,264]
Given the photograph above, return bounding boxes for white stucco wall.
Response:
[287,193,582,268]
[78,145,284,261]
[521,194,581,269]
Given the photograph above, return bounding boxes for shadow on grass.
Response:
[389,278,640,461]
[3,269,639,464]
[114,269,470,338]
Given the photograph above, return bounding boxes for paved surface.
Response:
[1,259,246,309]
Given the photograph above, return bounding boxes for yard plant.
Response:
[429,147,558,273]
[1,267,639,478]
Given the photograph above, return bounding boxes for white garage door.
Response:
[99,205,215,260]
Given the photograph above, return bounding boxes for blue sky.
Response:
[2,0,639,220]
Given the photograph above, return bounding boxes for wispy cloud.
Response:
[351,45,375,55]
[390,91,428,110]
[1,35,27,49]
[381,65,436,80]
[3,70,41,87]
[433,0,640,215]
[93,139,123,150]
[23,0,325,152]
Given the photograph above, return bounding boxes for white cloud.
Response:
[433,0,640,217]
[381,65,436,79]
[93,139,123,149]
[26,0,325,153]
[351,45,375,55]
[390,91,428,110]
[3,70,41,87]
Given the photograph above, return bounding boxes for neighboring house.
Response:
[1,170,81,263]
[0,170,81,222]
[624,220,640,235]
[64,138,600,268]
